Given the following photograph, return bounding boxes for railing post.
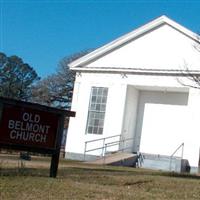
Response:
[169,142,184,171]
[122,138,125,152]
[169,156,172,171]
[84,141,87,161]
[119,135,123,151]
[181,143,184,159]
[198,147,200,174]
[103,144,107,165]
[101,138,106,157]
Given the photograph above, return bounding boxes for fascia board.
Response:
[163,16,199,41]
[72,67,200,76]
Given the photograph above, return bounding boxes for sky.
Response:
[1,0,200,78]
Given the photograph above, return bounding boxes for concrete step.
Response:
[86,152,138,166]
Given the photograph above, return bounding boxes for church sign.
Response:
[0,97,75,177]
[0,105,59,149]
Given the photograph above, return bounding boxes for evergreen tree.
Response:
[0,52,40,100]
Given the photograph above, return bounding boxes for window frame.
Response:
[86,87,108,135]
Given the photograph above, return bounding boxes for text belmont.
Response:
[8,112,50,143]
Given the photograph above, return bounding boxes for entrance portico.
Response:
[122,85,189,156]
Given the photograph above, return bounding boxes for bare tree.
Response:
[177,38,200,89]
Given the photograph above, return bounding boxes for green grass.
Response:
[0,155,200,200]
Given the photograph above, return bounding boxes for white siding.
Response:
[66,73,127,156]
[86,24,200,70]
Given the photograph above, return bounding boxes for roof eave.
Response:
[72,67,200,77]
[69,15,200,69]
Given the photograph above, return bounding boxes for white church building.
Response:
[65,16,200,171]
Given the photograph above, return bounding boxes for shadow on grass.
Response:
[0,168,50,177]
[60,166,200,180]
[161,171,200,180]
[1,165,199,180]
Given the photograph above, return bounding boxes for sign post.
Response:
[0,97,75,178]
[50,114,65,178]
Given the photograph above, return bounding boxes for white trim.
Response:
[69,15,200,69]
[72,67,200,76]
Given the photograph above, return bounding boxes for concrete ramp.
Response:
[86,152,138,166]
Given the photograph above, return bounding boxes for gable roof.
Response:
[69,15,199,71]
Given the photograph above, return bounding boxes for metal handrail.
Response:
[105,137,134,150]
[170,142,184,158]
[84,134,121,160]
[85,146,107,153]
[105,141,121,146]
[85,134,121,144]
[103,137,134,164]
[84,140,123,154]
[84,134,134,161]
[169,142,184,171]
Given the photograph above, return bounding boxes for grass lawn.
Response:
[0,154,200,200]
